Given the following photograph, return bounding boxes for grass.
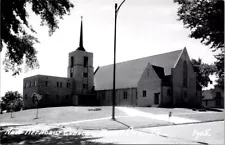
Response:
[0,106,127,125]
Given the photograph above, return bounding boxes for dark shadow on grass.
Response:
[0,129,114,145]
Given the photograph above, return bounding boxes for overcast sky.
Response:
[0,0,217,97]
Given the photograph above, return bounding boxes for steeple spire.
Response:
[77,16,86,51]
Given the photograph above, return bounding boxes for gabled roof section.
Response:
[94,49,183,90]
[152,65,165,79]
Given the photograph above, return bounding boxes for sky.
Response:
[0,0,218,97]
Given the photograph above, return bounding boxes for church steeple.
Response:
[77,16,86,51]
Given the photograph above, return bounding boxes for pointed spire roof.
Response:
[77,16,86,51]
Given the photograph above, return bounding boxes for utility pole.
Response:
[112,0,126,120]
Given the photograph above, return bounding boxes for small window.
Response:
[24,95,27,100]
[216,92,221,97]
[83,84,87,89]
[83,73,88,77]
[123,91,128,99]
[216,99,221,106]
[83,56,88,67]
[143,90,146,97]
[34,81,37,87]
[57,82,59,87]
[70,73,73,78]
[60,82,62,88]
[71,56,74,67]
[45,81,48,86]
[67,83,70,88]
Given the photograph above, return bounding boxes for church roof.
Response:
[94,49,183,90]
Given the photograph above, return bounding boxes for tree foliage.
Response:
[175,0,224,89]
[1,0,74,75]
[1,91,24,112]
[191,58,216,88]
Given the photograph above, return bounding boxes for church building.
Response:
[23,18,202,109]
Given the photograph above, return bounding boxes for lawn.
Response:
[0,106,127,125]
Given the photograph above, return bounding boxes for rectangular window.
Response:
[216,92,221,97]
[71,56,74,67]
[45,81,48,86]
[83,84,87,89]
[60,82,62,87]
[154,93,160,104]
[67,83,70,88]
[205,100,208,106]
[123,91,128,99]
[143,90,146,97]
[34,81,37,87]
[216,99,221,106]
[57,82,59,87]
[83,56,88,67]
[70,73,73,78]
[83,72,88,77]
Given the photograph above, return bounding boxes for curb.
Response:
[1,119,224,131]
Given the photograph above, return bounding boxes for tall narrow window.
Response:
[57,82,59,87]
[143,90,146,97]
[123,91,128,99]
[70,73,73,78]
[71,56,74,67]
[83,56,88,67]
[60,82,62,87]
[67,83,70,88]
[45,81,48,86]
[183,61,188,87]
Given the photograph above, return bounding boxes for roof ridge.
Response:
[99,49,183,67]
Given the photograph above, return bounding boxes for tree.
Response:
[191,58,216,88]
[1,91,24,112]
[32,92,42,119]
[174,0,224,89]
[1,0,74,75]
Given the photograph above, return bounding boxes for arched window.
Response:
[183,61,188,87]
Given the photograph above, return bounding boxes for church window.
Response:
[143,90,146,97]
[83,84,87,89]
[83,72,88,77]
[24,95,27,100]
[71,56,74,67]
[123,91,128,99]
[60,82,62,87]
[67,83,70,88]
[83,56,88,67]
[183,61,188,88]
[45,81,48,86]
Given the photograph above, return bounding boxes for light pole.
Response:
[112,0,126,120]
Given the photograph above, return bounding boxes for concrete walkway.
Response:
[117,107,200,124]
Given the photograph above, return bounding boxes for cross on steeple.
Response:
[77,16,86,51]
